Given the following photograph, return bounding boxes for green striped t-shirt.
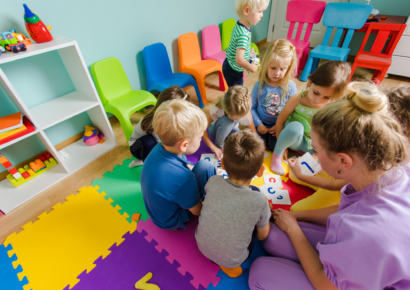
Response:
[226,21,251,72]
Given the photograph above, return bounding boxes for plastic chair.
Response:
[143,43,204,108]
[350,23,406,85]
[202,25,226,65]
[286,0,327,75]
[178,32,227,104]
[91,57,157,141]
[299,3,373,81]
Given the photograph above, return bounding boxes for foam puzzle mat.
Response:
[92,157,149,222]
[0,244,28,290]
[3,185,136,290]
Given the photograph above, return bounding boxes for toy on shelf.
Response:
[23,4,53,43]
[0,31,27,53]
[9,29,32,46]
[0,151,23,180]
[5,152,57,188]
[57,149,69,160]
[83,125,106,146]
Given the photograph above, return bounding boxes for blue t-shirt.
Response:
[141,144,201,229]
[251,80,297,127]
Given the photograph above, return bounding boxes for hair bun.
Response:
[346,82,388,113]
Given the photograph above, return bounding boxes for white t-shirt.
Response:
[129,117,160,146]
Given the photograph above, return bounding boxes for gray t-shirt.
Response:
[195,176,271,268]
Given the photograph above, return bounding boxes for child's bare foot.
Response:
[219,265,243,278]
[271,152,285,175]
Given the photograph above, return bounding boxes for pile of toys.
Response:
[0,30,31,55]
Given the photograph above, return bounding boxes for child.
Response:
[141,99,216,230]
[128,86,189,168]
[196,130,271,278]
[203,86,256,159]
[251,39,298,152]
[387,86,410,139]
[271,60,351,175]
[223,0,270,87]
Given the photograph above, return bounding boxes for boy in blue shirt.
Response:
[141,99,216,230]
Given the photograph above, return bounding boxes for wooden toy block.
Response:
[7,158,58,188]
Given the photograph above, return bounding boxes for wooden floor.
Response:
[1,42,409,243]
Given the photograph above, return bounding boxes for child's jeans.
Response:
[274,121,314,156]
[208,116,240,148]
[257,122,277,151]
[223,59,244,87]
[130,134,157,161]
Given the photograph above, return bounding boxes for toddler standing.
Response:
[251,39,298,152]
[223,0,270,87]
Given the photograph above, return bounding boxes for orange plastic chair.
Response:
[178,32,227,104]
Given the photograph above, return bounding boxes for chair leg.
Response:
[189,79,205,108]
[299,47,309,70]
[294,52,303,77]
[300,57,314,82]
[196,76,208,104]
[311,57,320,73]
[218,70,228,92]
[117,114,134,141]
[375,66,389,86]
[243,71,246,82]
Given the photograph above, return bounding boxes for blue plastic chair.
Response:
[299,3,372,81]
[143,43,204,108]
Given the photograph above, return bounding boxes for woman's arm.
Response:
[273,210,338,290]
[202,115,222,159]
[275,93,300,139]
[291,205,339,225]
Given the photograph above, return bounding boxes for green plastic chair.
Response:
[91,57,157,141]
[221,19,260,67]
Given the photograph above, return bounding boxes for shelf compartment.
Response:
[30,91,99,130]
[63,137,116,173]
[0,164,68,214]
[0,36,75,65]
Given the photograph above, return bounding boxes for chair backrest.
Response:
[202,25,223,60]
[178,32,201,71]
[221,19,236,51]
[321,3,372,48]
[90,57,132,105]
[143,43,173,89]
[358,23,407,56]
[286,0,327,42]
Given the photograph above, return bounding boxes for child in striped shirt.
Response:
[223,0,269,87]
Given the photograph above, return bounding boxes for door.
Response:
[267,0,347,47]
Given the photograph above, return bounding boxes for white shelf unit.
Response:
[0,35,117,214]
[388,15,410,77]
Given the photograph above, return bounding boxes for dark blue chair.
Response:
[299,3,373,81]
[143,43,204,108]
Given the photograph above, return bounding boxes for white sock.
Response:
[129,160,144,168]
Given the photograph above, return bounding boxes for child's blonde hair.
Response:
[153,99,207,146]
[386,85,410,137]
[307,60,351,100]
[312,81,408,172]
[215,86,252,118]
[235,0,270,15]
[258,39,298,101]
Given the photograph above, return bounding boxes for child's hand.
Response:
[257,124,268,135]
[288,157,304,179]
[268,125,276,136]
[272,208,299,234]
[249,63,260,73]
[212,146,223,160]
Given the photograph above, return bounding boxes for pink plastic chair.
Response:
[286,0,327,75]
[202,25,226,64]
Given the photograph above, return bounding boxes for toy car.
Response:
[9,29,32,46]
[0,31,18,48]
[5,43,27,53]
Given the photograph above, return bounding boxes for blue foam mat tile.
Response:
[0,244,29,290]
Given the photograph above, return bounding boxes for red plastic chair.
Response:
[286,0,327,75]
[350,23,406,85]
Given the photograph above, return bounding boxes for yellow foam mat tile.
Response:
[3,185,137,290]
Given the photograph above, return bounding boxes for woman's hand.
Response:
[272,208,299,234]
[212,146,223,160]
[268,124,276,136]
[288,157,304,180]
[257,124,269,135]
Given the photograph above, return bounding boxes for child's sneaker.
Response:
[219,265,243,278]
[129,160,144,168]
[271,152,285,175]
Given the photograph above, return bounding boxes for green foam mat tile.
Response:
[92,157,149,222]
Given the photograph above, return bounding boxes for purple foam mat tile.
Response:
[137,216,221,289]
[186,135,215,164]
[67,230,199,290]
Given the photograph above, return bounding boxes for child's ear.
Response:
[243,5,250,15]
[179,139,189,153]
[256,165,265,177]
[220,158,225,170]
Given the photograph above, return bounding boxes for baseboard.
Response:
[256,38,267,47]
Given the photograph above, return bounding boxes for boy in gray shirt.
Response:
[195,130,271,278]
